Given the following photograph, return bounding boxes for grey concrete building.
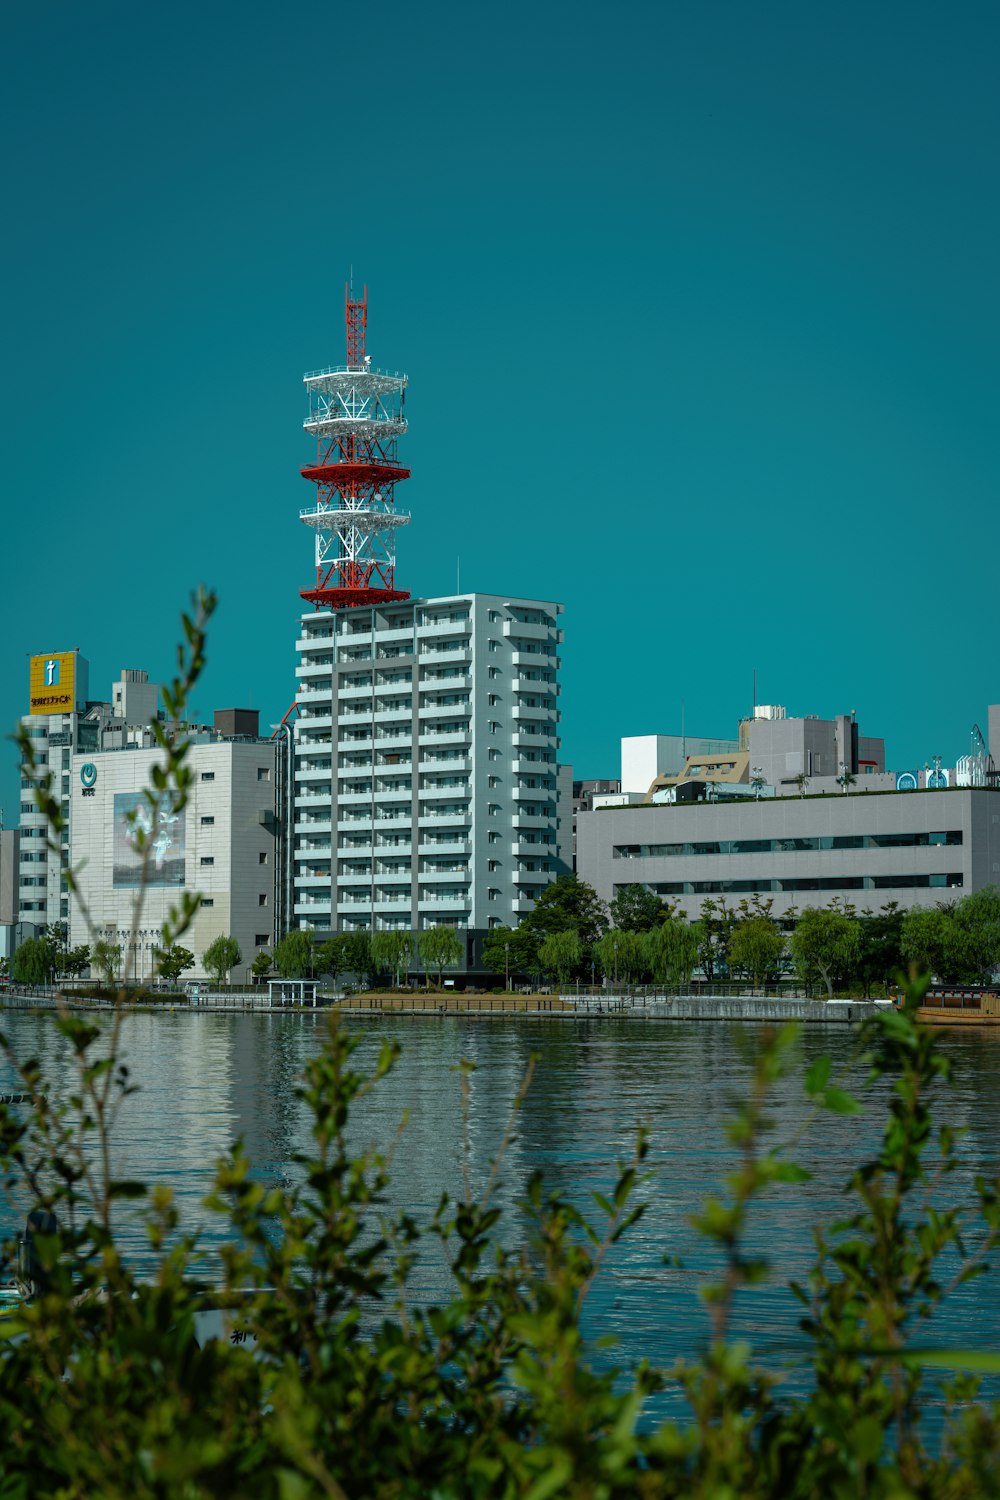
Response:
[577,787,1000,922]
[745,708,885,791]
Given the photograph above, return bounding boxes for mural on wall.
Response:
[112,792,186,888]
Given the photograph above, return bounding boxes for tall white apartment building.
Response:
[291,592,569,958]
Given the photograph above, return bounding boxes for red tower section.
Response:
[299,285,410,610]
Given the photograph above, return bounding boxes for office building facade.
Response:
[578,787,1000,923]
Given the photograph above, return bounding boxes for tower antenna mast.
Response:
[298,284,411,610]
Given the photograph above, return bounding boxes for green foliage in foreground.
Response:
[2,986,1000,1497]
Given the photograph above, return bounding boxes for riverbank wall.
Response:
[0,987,890,1024]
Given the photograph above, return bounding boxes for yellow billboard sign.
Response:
[29,652,77,715]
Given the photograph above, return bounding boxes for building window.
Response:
[200,856,215,866]
[201,816,215,825]
[259,851,268,865]
[488,859,500,871]
[200,771,215,781]
[488,693,499,706]
[488,888,501,900]
[255,934,270,946]
[201,897,215,908]
[258,767,271,781]
[258,893,268,906]
[488,775,500,788]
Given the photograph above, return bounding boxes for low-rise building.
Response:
[577,786,1000,922]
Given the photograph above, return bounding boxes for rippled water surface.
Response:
[4,1010,1000,1417]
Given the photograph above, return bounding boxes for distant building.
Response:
[571,779,621,869]
[621,734,739,796]
[68,718,277,982]
[742,705,885,792]
[578,786,999,923]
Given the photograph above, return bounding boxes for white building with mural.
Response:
[67,733,277,983]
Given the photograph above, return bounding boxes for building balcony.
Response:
[420,866,470,881]
[419,645,471,665]
[418,893,472,911]
[374,647,415,664]
[512,868,551,884]
[511,730,556,749]
[296,763,333,782]
[296,712,332,732]
[337,815,373,832]
[510,650,559,669]
[374,867,412,883]
[418,699,471,718]
[420,781,471,799]
[512,813,556,829]
[294,817,332,836]
[421,671,471,691]
[418,811,472,829]
[417,618,471,638]
[418,755,470,775]
[511,704,557,723]
[337,868,372,884]
[372,813,411,830]
[417,837,470,856]
[338,680,374,698]
[418,727,471,747]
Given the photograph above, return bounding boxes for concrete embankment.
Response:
[0,989,888,1024]
[333,993,888,1024]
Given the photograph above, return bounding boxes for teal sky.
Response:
[3,0,998,819]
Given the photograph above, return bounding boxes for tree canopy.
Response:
[522,875,607,946]
[202,935,242,986]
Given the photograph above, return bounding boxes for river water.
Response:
[3,1010,1000,1419]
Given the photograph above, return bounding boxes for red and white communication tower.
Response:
[299,284,410,609]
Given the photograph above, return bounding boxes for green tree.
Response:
[309,935,342,982]
[339,930,374,989]
[417,926,463,988]
[273,930,314,979]
[522,874,607,946]
[698,898,738,982]
[481,925,540,986]
[608,883,667,932]
[790,906,861,998]
[90,939,122,986]
[952,886,1000,983]
[153,944,195,983]
[250,951,273,983]
[202,934,242,987]
[728,916,785,992]
[858,902,905,997]
[793,771,809,797]
[644,916,701,984]
[538,930,581,986]
[594,929,648,984]
[57,944,91,979]
[900,906,953,980]
[12,936,55,986]
[370,930,413,986]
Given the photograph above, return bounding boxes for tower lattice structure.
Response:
[299,285,410,609]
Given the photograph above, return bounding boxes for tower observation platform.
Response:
[298,285,411,609]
